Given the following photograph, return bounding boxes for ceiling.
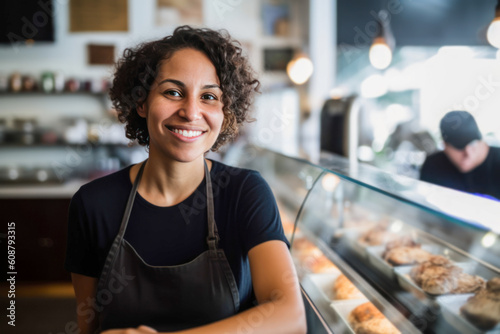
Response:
[337,0,497,46]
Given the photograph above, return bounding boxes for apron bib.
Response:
[96,160,240,332]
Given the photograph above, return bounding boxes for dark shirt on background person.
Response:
[420,111,500,200]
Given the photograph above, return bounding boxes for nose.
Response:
[178,95,202,121]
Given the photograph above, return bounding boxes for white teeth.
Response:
[171,128,203,138]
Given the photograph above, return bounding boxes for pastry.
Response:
[453,272,487,294]
[292,238,317,255]
[348,302,401,334]
[358,225,398,246]
[381,235,420,258]
[383,246,433,266]
[410,255,485,295]
[307,254,338,273]
[292,238,322,269]
[349,302,384,323]
[460,277,500,330]
[333,274,365,300]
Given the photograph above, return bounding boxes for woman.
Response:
[65,26,306,333]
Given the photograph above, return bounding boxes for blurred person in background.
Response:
[420,110,500,200]
[65,26,306,334]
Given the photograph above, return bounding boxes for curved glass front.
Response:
[230,145,500,334]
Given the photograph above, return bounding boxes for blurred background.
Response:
[1,0,500,332]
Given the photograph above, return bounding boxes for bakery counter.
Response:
[0,179,86,199]
[231,145,500,334]
[0,180,88,282]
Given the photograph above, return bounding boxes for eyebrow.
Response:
[158,78,221,90]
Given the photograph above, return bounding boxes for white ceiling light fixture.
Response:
[487,0,500,48]
[369,10,395,70]
[287,54,314,85]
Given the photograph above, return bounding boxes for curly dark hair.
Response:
[109,25,260,151]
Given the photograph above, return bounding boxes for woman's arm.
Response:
[103,240,307,334]
[71,273,99,334]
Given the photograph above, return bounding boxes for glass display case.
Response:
[228,145,500,334]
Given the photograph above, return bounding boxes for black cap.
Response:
[440,111,482,150]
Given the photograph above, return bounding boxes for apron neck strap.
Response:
[204,160,219,251]
[117,159,219,251]
[117,160,147,239]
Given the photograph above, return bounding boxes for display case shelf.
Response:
[231,145,500,334]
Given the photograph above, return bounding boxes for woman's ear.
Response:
[137,103,147,118]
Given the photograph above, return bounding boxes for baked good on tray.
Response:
[292,238,318,258]
[383,246,433,266]
[333,274,365,300]
[409,255,485,295]
[307,254,338,273]
[358,225,398,246]
[348,302,401,334]
[460,277,500,330]
[383,235,420,252]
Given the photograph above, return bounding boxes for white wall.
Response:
[0,0,315,167]
[0,0,267,81]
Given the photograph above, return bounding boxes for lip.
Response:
[166,125,206,132]
[166,125,206,142]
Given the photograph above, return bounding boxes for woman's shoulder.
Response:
[210,159,264,185]
[74,165,133,202]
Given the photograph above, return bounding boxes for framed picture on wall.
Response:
[261,0,290,37]
[70,0,128,32]
[156,0,203,26]
[263,48,294,72]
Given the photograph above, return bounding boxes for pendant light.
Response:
[369,10,395,70]
[487,0,500,48]
[287,53,314,85]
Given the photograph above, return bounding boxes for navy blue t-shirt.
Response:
[65,159,289,311]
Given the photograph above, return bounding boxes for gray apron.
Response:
[96,161,240,332]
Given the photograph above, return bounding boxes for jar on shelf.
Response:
[13,118,37,145]
[9,72,22,92]
[41,72,54,93]
[65,78,81,92]
[22,75,37,92]
[54,71,65,92]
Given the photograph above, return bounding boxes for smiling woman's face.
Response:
[138,48,224,163]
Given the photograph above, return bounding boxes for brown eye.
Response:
[202,94,216,100]
[164,90,181,97]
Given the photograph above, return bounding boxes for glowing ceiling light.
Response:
[321,173,340,192]
[369,37,393,70]
[488,2,500,48]
[287,55,313,85]
[369,10,395,70]
[481,232,497,248]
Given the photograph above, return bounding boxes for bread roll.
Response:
[307,254,338,273]
[384,247,433,266]
[460,277,500,330]
[358,225,398,246]
[354,318,401,334]
[410,255,485,295]
[333,274,365,300]
[348,302,401,334]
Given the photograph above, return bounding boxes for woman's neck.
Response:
[133,150,210,207]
